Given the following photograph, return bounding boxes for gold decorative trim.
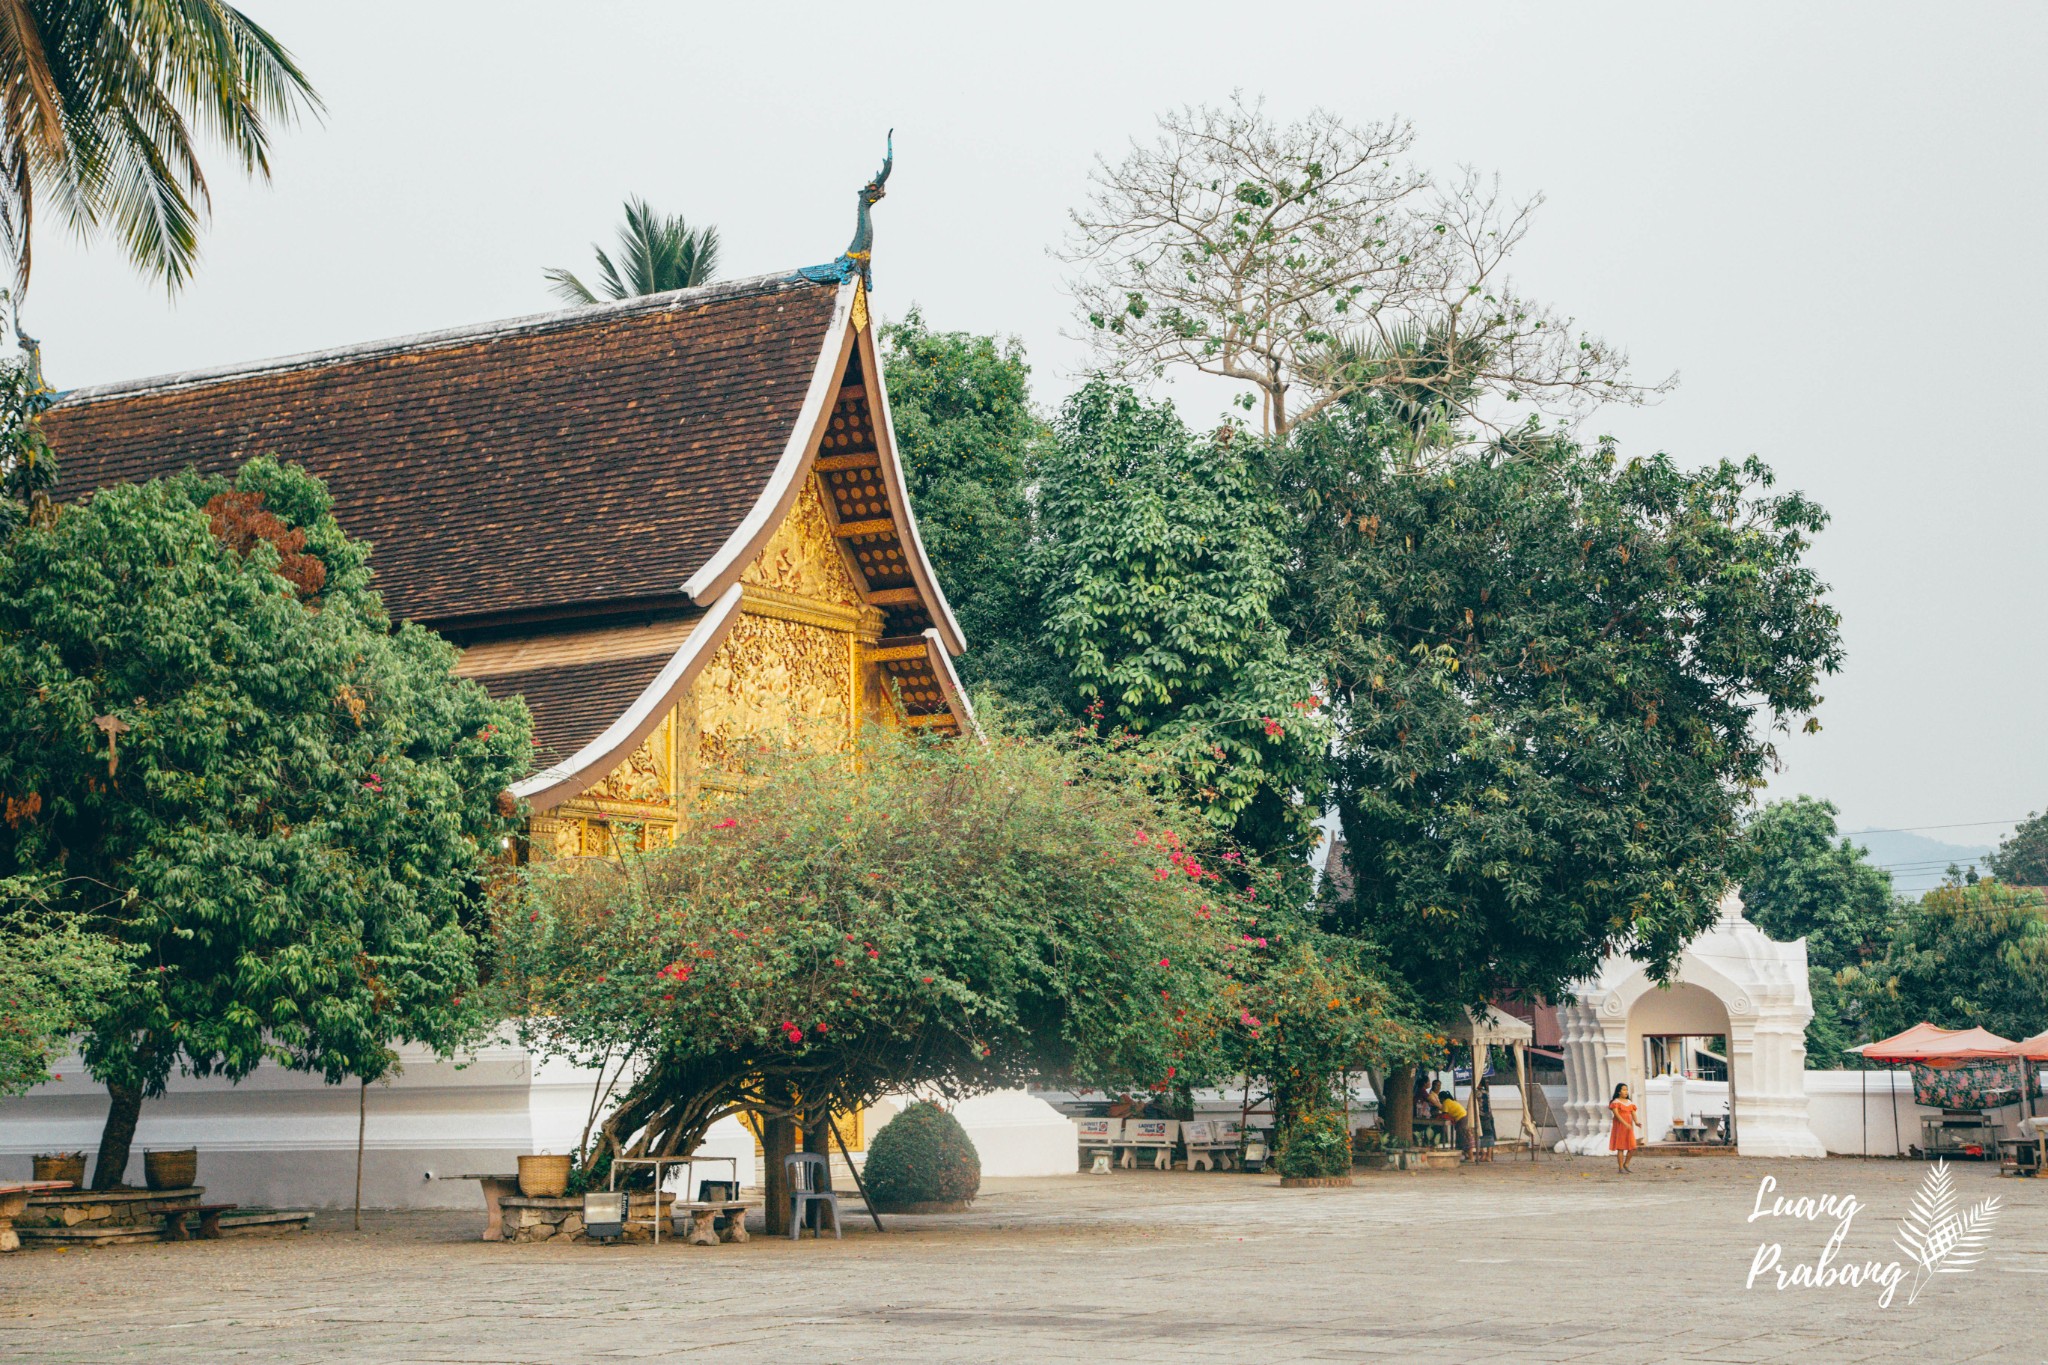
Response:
[833,518,895,539]
[851,281,870,333]
[815,451,881,473]
[740,584,865,633]
[866,587,921,607]
[867,644,926,663]
[903,712,957,729]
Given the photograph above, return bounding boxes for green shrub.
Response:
[1274,1108,1352,1178]
[863,1101,981,1207]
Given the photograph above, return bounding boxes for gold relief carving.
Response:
[742,479,861,608]
[581,820,612,857]
[586,711,674,806]
[524,815,583,861]
[851,281,869,334]
[696,611,855,775]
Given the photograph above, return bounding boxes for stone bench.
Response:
[14,1186,201,1247]
[0,1181,72,1252]
[668,1200,753,1245]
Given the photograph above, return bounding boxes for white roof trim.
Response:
[54,273,819,406]
[923,628,982,742]
[864,323,968,656]
[509,583,744,813]
[682,280,858,603]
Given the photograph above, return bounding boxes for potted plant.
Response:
[31,1152,86,1185]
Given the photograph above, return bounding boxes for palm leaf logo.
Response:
[1894,1160,2000,1305]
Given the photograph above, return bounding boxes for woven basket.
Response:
[32,1153,85,1186]
[144,1147,198,1191]
[517,1153,572,1198]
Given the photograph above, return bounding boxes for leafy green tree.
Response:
[1035,381,1330,853]
[0,875,130,1096]
[1274,407,1844,1006]
[1737,796,1898,1063]
[545,197,720,304]
[878,311,1061,715]
[0,1,319,291]
[490,726,1249,1210]
[1740,796,1898,971]
[1987,811,2048,887]
[0,338,56,534]
[0,456,531,1186]
[1843,879,2048,1043]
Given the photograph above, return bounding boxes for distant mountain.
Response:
[1843,828,1996,898]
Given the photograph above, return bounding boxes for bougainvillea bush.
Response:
[490,726,1251,1179]
[862,1101,981,1208]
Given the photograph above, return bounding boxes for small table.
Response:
[1670,1122,1706,1144]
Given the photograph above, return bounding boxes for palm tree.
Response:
[0,0,320,295]
[546,197,720,304]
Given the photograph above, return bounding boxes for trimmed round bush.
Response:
[1274,1108,1352,1179]
[863,1101,981,1209]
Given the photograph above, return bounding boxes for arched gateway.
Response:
[1557,888,1826,1158]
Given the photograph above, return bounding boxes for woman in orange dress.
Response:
[1609,1082,1640,1173]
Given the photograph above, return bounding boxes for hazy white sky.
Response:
[24,2,2047,850]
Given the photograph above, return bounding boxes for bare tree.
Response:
[1062,95,1668,442]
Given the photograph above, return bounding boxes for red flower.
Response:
[529,911,539,922]
[867,949,880,959]
[713,817,738,830]
[1262,717,1283,738]
[833,957,846,967]
[1166,1066,1176,1079]
[1158,957,1169,968]
[922,976,934,984]
[815,1023,828,1034]
[662,993,674,1001]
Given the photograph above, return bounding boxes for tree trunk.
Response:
[1386,1063,1415,1146]
[762,1100,797,1237]
[93,1080,143,1190]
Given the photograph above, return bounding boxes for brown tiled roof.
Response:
[478,653,670,770]
[42,274,842,629]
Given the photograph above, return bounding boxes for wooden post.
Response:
[830,1116,883,1232]
[354,1079,367,1231]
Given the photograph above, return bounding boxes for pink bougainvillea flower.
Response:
[662,993,674,1001]
[1166,1066,1176,1079]
[815,1023,828,1034]
[1257,937,1267,947]
[713,817,738,830]
[1158,957,1169,968]
[866,948,880,959]
[529,911,540,922]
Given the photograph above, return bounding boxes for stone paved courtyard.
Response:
[2,1155,2041,1363]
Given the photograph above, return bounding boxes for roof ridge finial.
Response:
[793,130,894,292]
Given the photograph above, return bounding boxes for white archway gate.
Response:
[1557,888,1826,1158]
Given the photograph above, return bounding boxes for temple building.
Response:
[42,270,973,857]
[5,213,1078,1202]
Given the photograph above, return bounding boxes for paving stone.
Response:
[0,1156,2035,1362]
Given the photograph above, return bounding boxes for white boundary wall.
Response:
[0,1043,1073,1207]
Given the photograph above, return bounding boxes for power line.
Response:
[1845,818,2028,836]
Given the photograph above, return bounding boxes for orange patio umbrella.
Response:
[1854,1023,2017,1064]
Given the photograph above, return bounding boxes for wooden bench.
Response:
[668,1199,753,1246]
[161,1203,238,1241]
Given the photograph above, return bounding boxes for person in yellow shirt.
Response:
[1436,1085,1469,1152]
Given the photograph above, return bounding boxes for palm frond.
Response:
[543,266,600,307]
[547,196,722,305]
